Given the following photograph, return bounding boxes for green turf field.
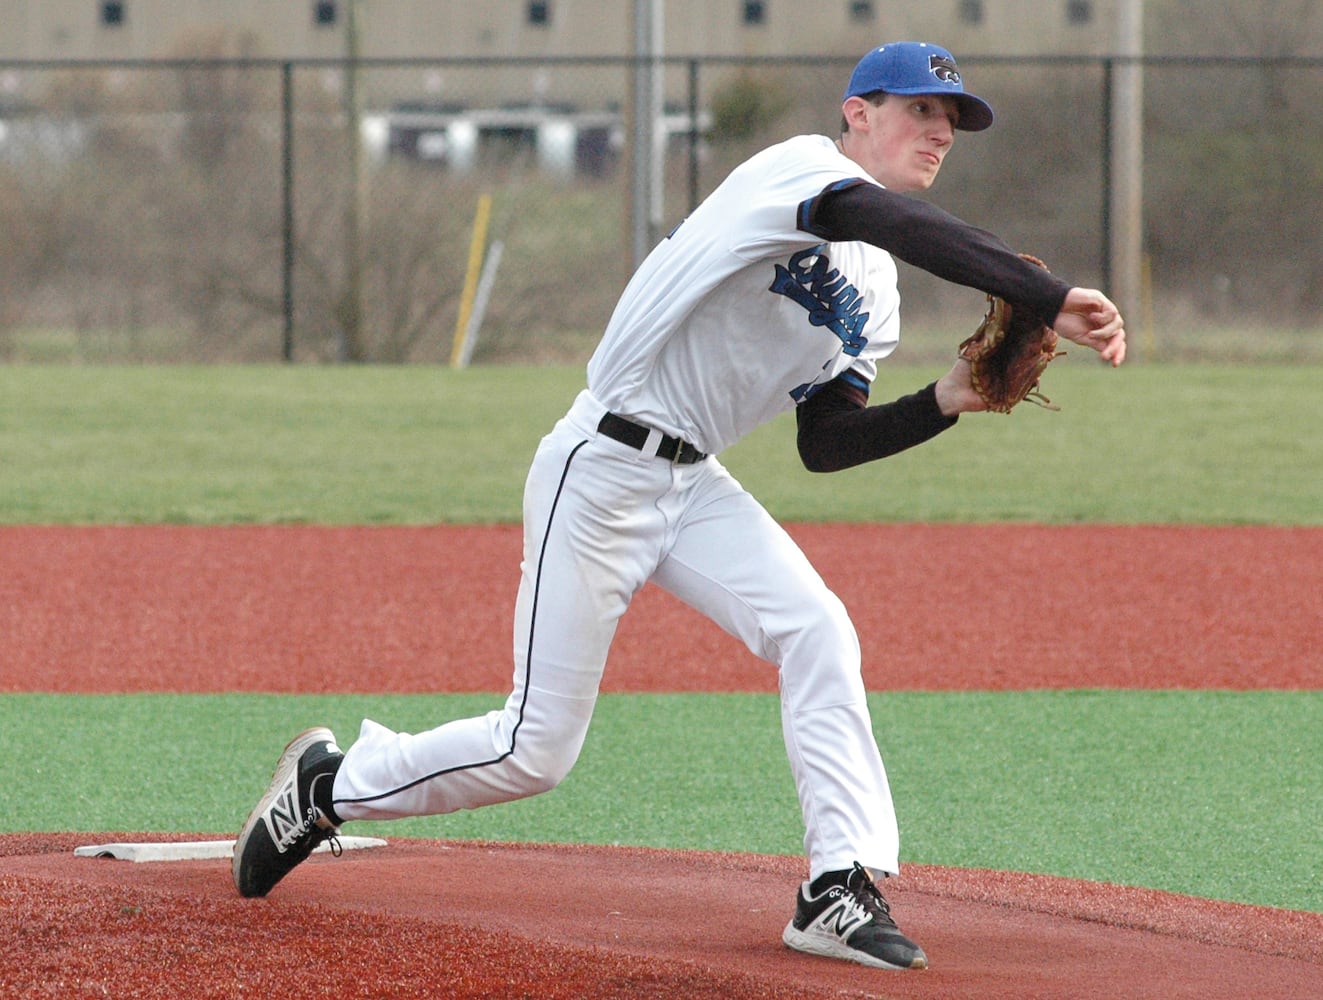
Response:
[2,363,1319,913]
[3,691,1318,912]
[1,364,1318,524]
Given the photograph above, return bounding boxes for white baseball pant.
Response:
[331,389,900,878]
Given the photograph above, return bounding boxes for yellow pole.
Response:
[451,193,493,368]
[1141,252,1155,360]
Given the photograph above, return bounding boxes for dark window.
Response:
[957,0,983,25]
[1066,0,1093,24]
[743,2,766,26]
[101,1,125,26]
[528,1,551,26]
[849,1,875,22]
[314,1,336,26]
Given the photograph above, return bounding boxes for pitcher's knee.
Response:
[782,599,859,667]
[504,731,581,796]
[775,603,865,708]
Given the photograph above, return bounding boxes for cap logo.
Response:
[930,54,961,85]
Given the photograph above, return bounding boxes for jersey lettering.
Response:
[769,246,870,357]
[788,359,835,404]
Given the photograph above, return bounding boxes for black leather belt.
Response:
[597,412,707,464]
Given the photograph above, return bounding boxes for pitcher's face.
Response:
[843,93,959,193]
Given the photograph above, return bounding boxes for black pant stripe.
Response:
[336,438,588,808]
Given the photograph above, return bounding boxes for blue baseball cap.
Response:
[844,42,994,132]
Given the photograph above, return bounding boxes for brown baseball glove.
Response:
[958,254,1065,413]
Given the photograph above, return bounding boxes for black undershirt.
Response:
[792,180,1070,473]
[802,180,1071,321]
[796,378,955,472]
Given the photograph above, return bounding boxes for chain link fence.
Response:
[1,54,1320,364]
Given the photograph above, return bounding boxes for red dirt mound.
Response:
[2,835,1319,1000]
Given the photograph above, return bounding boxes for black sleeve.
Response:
[801,181,1071,323]
[796,376,958,473]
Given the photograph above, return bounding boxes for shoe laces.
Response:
[306,806,343,857]
[275,802,341,855]
[846,862,898,929]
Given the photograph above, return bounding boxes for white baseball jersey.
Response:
[588,134,900,455]
[331,132,914,885]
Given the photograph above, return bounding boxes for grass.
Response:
[1,362,1320,525]
[2,690,1318,912]
[0,366,577,524]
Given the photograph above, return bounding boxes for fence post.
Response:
[1101,57,1112,295]
[631,0,664,268]
[687,58,700,213]
[281,60,295,362]
[1109,1,1145,359]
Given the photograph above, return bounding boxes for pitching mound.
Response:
[2,834,1319,999]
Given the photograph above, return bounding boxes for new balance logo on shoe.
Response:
[261,784,310,853]
[782,863,928,971]
[815,890,869,937]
